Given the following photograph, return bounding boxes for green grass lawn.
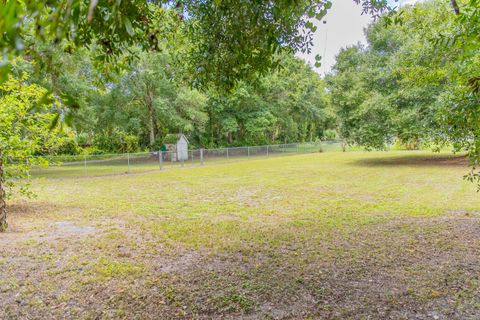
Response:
[2,151,480,319]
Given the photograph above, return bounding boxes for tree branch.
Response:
[450,0,460,15]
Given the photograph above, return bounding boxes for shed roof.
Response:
[163,133,188,144]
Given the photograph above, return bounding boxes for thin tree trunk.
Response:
[144,83,157,147]
[0,157,7,232]
[450,0,460,15]
[148,106,156,146]
[146,96,156,146]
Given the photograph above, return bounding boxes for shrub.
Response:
[76,132,91,147]
[54,139,80,155]
[323,129,338,141]
[93,130,140,153]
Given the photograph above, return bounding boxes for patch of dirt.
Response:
[0,218,99,248]
[52,221,97,235]
[153,251,204,274]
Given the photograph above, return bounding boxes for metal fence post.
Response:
[158,151,163,170]
[25,158,30,179]
[200,148,204,166]
[226,147,229,160]
[84,154,87,176]
[127,152,130,173]
[247,146,250,158]
[266,145,269,157]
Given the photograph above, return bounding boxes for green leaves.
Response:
[305,21,317,32]
[204,53,330,146]
[49,113,60,131]
[327,1,449,151]
[314,54,322,68]
[58,91,81,110]
[0,0,393,90]
[124,17,134,36]
[0,74,71,196]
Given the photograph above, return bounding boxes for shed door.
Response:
[177,138,188,161]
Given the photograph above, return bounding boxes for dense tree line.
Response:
[327,2,447,150]
[45,50,331,153]
[327,0,480,164]
[2,2,334,154]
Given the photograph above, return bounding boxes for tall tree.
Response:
[328,0,480,186]
[0,72,67,231]
[204,54,331,146]
[0,1,393,85]
[327,1,452,150]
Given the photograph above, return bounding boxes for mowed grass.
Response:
[2,151,480,319]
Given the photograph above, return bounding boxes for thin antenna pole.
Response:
[323,21,328,76]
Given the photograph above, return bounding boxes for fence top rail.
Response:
[201,141,326,152]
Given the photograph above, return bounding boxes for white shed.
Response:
[163,134,189,162]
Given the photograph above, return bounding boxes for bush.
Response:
[80,146,105,155]
[392,138,422,151]
[54,139,80,155]
[76,132,91,147]
[93,130,140,153]
[150,137,165,151]
[323,129,338,141]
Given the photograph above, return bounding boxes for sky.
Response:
[296,0,422,76]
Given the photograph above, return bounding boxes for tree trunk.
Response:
[147,102,156,146]
[144,85,157,147]
[148,111,155,146]
[0,157,7,232]
[450,0,460,15]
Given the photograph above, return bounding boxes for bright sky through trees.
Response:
[297,0,424,76]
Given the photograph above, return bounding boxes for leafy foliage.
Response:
[0,72,68,196]
[327,1,451,150]
[68,52,331,151]
[1,0,390,89]
[328,0,480,187]
[204,54,332,146]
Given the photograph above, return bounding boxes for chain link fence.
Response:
[25,141,344,179]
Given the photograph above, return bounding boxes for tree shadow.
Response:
[352,154,469,168]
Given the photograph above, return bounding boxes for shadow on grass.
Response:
[352,154,469,168]
[7,200,79,218]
